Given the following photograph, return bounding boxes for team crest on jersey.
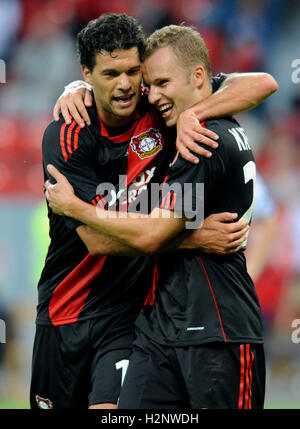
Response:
[130,128,162,159]
[35,395,53,409]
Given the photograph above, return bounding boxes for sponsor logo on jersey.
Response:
[35,395,53,409]
[130,128,162,159]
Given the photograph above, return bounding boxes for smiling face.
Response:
[142,46,202,127]
[82,47,142,127]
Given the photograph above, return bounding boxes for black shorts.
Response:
[118,331,265,409]
[30,316,134,409]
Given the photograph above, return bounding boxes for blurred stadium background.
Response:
[0,0,300,409]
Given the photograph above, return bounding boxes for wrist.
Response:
[64,80,92,93]
[64,195,82,219]
[189,103,206,122]
[177,107,200,132]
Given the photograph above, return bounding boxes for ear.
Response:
[82,65,93,85]
[193,65,205,89]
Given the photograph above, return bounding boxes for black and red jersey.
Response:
[136,116,264,346]
[37,92,173,326]
[36,76,225,327]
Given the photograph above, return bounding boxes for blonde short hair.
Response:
[145,25,211,81]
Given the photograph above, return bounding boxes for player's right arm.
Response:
[45,164,249,256]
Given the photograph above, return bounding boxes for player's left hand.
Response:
[176,109,219,164]
[44,165,75,215]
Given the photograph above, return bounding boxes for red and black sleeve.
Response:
[42,119,103,231]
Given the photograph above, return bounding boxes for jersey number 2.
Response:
[241,160,256,246]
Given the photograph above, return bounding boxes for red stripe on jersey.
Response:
[66,120,76,155]
[248,351,254,409]
[239,344,254,409]
[170,193,177,210]
[198,256,227,342]
[162,174,169,185]
[164,192,171,210]
[159,174,170,209]
[143,259,159,307]
[73,125,81,151]
[239,344,245,409]
[98,195,107,207]
[96,195,105,209]
[49,254,107,325]
[160,196,166,209]
[244,344,251,408]
[92,195,107,209]
[60,123,68,161]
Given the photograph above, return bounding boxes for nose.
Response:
[148,86,161,105]
[117,73,132,92]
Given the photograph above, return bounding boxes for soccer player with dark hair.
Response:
[31,13,162,410]
[45,23,277,409]
[34,14,277,409]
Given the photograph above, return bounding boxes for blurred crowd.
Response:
[0,0,300,407]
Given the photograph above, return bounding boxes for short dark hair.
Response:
[77,13,145,70]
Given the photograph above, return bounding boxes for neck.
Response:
[95,99,135,128]
[187,80,212,111]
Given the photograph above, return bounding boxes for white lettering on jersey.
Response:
[240,160,256,247]
[228,127,251,151]
[291,59,300,84]
[107,166,156,208]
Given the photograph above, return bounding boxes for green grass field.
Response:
[0,399,29,409]
[0,398,299,409]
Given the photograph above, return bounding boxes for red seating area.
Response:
[0,115,50,196]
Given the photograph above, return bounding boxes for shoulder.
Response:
[44,114,94,144]
[203,116,251,154]
[203,117,254,177]
[171,117,242,176]
[44,102,98,142]
[42,115,96,165]
[42,118,64,157]
[203,116,240,137]
[43,117,63,140]
[43,116,82,142]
